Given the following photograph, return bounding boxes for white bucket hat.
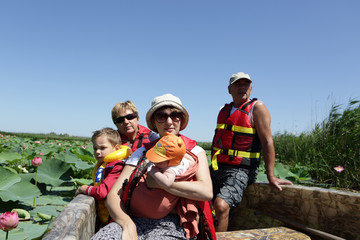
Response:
[146,93,189,131]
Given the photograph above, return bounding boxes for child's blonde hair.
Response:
[92,128,121,146]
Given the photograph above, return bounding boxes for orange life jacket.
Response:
[211,99,261,171]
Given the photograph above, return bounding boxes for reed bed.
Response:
[274,99,360,190]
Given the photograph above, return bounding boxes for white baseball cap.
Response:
[229,72,252,85]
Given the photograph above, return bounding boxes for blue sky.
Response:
[1,1,359,142]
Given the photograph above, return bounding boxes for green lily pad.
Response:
[30,205,60,219]
[0,227,28,240]
[27,195,70,206]
[0,151,22,163]
[0,181,41,202]
[19,173,36,182]
[256,172,268,183]
[37,158,73,186]
[0,167,21,191]
[2,166,18,174]
[18,221,49,240]
[274,164,296,179]
[72,177,93,186]
[59,152,94,170]
[22,148,36,158]
[35,147,53,156]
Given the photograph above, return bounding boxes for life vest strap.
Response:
[211,147,260,171]
[216,124,256,134]
[93,162,107,186]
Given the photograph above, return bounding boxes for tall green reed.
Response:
[274,99,360,190]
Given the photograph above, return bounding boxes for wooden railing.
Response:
[42,194,96,240]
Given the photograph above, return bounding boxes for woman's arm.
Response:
[105,164,137,240]
[147,150,213,201]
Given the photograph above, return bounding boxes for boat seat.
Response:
[216,227,311,240]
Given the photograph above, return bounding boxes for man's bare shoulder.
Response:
[253,101,269,115]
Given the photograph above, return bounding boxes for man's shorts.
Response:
[210,164,257,209]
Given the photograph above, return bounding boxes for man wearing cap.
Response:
[210,72,293,232]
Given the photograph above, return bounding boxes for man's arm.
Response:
[253,101,293,191]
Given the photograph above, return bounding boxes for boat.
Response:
[42,183,360,240]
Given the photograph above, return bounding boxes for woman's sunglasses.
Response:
[155,111,182,123]
[115,113,137,123]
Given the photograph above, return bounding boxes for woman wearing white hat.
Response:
[91,93,215,240]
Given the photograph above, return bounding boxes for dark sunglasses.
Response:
[155,111,182,123]
[115,113,137,123]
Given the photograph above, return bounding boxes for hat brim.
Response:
[146,148,168,163]
[146,100,189,132]
[230,77,252,85]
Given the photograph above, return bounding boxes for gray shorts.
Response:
[210,165,257,208]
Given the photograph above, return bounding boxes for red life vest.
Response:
[120,125,153,152]
[211,99,261,171]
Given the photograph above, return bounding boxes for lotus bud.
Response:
[31,157,42,167]
[0,212,19,232]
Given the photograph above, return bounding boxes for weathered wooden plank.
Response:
[216,227,311,240]
[42,194,96,240]
[229,183,360,240]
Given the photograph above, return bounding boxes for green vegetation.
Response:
[0,135,94,239]
[274,99,360,191]
[0,131,90,141]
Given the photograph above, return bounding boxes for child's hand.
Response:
[75,185,88,196]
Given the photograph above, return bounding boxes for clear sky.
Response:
[1,1,359,142]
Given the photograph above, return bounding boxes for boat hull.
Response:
[228,182,360,240]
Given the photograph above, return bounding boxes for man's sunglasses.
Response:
[115,113,137,124]
[155,111,182,123]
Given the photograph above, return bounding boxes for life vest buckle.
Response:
[224,124,233,131]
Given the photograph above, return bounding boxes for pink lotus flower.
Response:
[32,157,42,206]
[31,157,42,167]
[39,152,44,156]
[334,165,344,173]
[0,212,19,232]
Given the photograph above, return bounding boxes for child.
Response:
[75,127,130,227]
[146,132,195,188]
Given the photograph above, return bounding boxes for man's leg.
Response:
[211,166,257,232]
[213,197,231,232]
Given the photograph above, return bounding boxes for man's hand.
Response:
[268,176,293,191]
